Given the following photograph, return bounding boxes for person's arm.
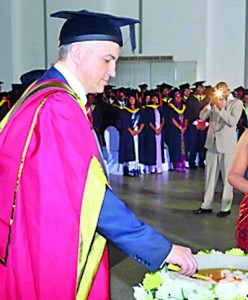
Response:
[228,129,248,193]
[97,187,197,276]
[199,103,211,120]
[218,100,243,127]
[156,117,165,134]
[172,117,181,130]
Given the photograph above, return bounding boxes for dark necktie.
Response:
[85,103,93,124]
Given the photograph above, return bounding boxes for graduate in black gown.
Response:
[167,89,188,172]
[142,92,165,174]
[116,93,144,176]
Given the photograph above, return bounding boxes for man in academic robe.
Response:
[0,9,197,300]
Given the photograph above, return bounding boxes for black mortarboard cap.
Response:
[20,69,47,88]
[105,85,116,90]
[138,83,148,89]
[150,90,160,99]
[0,81,3,84]
[126,89,137,98]
[11,83,24,91]
[192,81,205,87]
[234,86,245,93]
[118,87,128,94]
[51,10,140,52]
[158,83,173,90]
[233,86,245,98]
[171,88,181,97]
[178,83,190,91]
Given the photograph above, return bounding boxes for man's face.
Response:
[76,41,120,94]
[244,95,248,106]
[184,88,191,98]
[196,85,204,95]
[162,88,171,97]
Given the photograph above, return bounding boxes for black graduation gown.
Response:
[116,108,140,163]
[167,104,186,163]
[142,106,165,165]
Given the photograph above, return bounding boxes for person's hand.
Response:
[180,127,186,134]
[155,128,161,135]
[132,130,139,136]
[164,244,198,277]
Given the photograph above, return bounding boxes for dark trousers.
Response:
[188,126,207,167]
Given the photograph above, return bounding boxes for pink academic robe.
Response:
[0,83,109,299]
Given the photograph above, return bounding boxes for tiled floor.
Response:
[108,168,243,299]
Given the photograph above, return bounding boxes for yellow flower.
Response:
[142,272,162,291]
[225,248,246,256]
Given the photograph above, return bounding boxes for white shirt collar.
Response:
[54,62,87,105]
[227,93,234,101]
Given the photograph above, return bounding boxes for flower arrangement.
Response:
[133,248,248,300]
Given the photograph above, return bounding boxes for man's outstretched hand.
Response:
[165,244,198,277]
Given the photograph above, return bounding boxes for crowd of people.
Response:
[1,77,248,179]
[83,80,247,177]
[0,7,248,299]
[0,9,198,299]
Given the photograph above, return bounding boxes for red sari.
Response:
[236,193,248,252]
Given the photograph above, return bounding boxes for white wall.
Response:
[0,0,246,91]
[0,1,13,91]
[142,0,208,82]
[206,0,246,89]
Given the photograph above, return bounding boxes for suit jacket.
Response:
[185,94,209,128]
[199,96,243,153]
[39,67,172,272]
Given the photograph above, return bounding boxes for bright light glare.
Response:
[215,90,223,98]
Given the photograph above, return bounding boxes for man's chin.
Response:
[95,85,105,94]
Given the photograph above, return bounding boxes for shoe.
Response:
[123,166,129,176]
[189,165,197,170]
[217,210,231,218]
[193,208,213,214]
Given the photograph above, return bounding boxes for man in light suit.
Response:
[193,82,243,217]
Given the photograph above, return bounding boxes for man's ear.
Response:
[70,44,85,65]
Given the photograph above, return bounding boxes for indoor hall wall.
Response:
[0,0,44,91]
[142,0,207,82]
[0,1,13,92]
[46,0,139,66]
[0,0,246,91]
[206,0,246,89]
[142,0,246,89]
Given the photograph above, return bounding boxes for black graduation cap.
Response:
[105,85,116,90]
[178,83,190,91]
[234,86,245,93]
[20,69,47,88]
[138,83,148,90]
[126,89,137,98]
[171,88,181,97]
[0,81,3,84]
[233,86,245,98]
[192,81,205,88]
[117,87,128,95]
[243,89,248,96]
[51,9,140,52]
[11,83,24,91]
[158,83,173,90]
[150,90,160,99]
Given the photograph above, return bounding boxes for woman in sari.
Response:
[228,129,248,252]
